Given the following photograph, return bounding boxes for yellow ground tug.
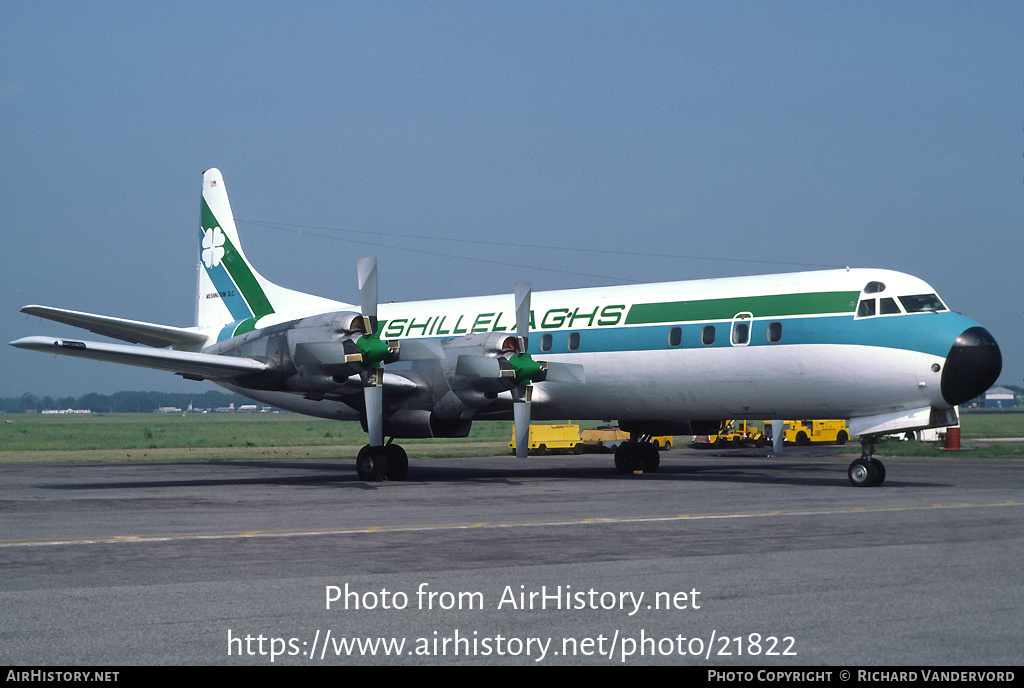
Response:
[694,420,768,448]
[509,424,581,455]
[764,420,850,445]
[574,426,673,454]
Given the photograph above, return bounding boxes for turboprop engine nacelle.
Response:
[280,310,375,394]
[400,332,522,425]
[443,332,523,397]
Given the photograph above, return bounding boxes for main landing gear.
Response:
[614,437,661,474]
[847,435,885,487]
[356,442,409,481]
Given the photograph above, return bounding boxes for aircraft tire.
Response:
[640,443,660,472]
[613,443,634,473]
[871,458,885,486]
[356,445,389,481]
[614,442,659,473]
[847,458,878,487]
[385,444,409,481]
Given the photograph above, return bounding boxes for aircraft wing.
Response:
[19,305,209,350]
[9,336,270,382]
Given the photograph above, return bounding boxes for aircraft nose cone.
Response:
[941,326,1001,406]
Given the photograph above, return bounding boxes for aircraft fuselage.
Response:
[207,267,999,440]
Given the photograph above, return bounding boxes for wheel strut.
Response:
[848,435,885,487]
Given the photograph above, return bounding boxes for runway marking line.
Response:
[1,500,1019,548]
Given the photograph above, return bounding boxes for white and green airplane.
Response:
[10,169,1002,485]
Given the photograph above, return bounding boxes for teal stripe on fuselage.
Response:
[518,311,973,359]
[216,316,261,342]
[218,307,973,358]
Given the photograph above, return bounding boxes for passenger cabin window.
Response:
[668,327,682,347]
[568,332,581,351]
[701,325,716,346]
[899,294,947,313]
[767,321,782,343]
[540,333,553,352]
[731,322,750,345]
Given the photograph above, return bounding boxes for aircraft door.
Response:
[730,312,753,346]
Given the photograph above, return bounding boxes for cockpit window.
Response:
[857,299,876,317]
[863,281,886,294]
[879,297,901,315]
[899,294,946,313]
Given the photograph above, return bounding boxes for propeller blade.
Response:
[394,338,443,361]
[356,258,384,448]
[364,378,383,447]
[542,361,586,384]
[513,386,532,460]
[514,282,531,351]
[357,257,378,333]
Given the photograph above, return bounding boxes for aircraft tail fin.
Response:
[197,169,343,336]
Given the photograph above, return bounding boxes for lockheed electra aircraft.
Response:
[10,169,1002,485]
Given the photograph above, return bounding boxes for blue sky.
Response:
[2,1,1021,397]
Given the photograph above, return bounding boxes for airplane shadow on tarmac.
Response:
[38,447,945,491]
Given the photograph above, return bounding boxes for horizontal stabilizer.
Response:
[9,336,269,381]
[20,306,209,350]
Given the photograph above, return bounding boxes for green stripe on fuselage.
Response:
[232,317,259,337]
[625,291,859,325]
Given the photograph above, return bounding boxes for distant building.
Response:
[982,386,1016,408]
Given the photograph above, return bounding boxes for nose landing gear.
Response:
[848,435,885,487]
[356,442,409,481]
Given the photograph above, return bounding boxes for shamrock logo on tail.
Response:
[202,227,225,268]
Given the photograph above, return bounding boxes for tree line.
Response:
[1,390,260,414]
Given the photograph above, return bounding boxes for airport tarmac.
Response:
[1,445,1021,666]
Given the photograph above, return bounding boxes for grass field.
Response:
[0,412,514,462]
[1,410,1022,463]
[828,410,1024,459]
